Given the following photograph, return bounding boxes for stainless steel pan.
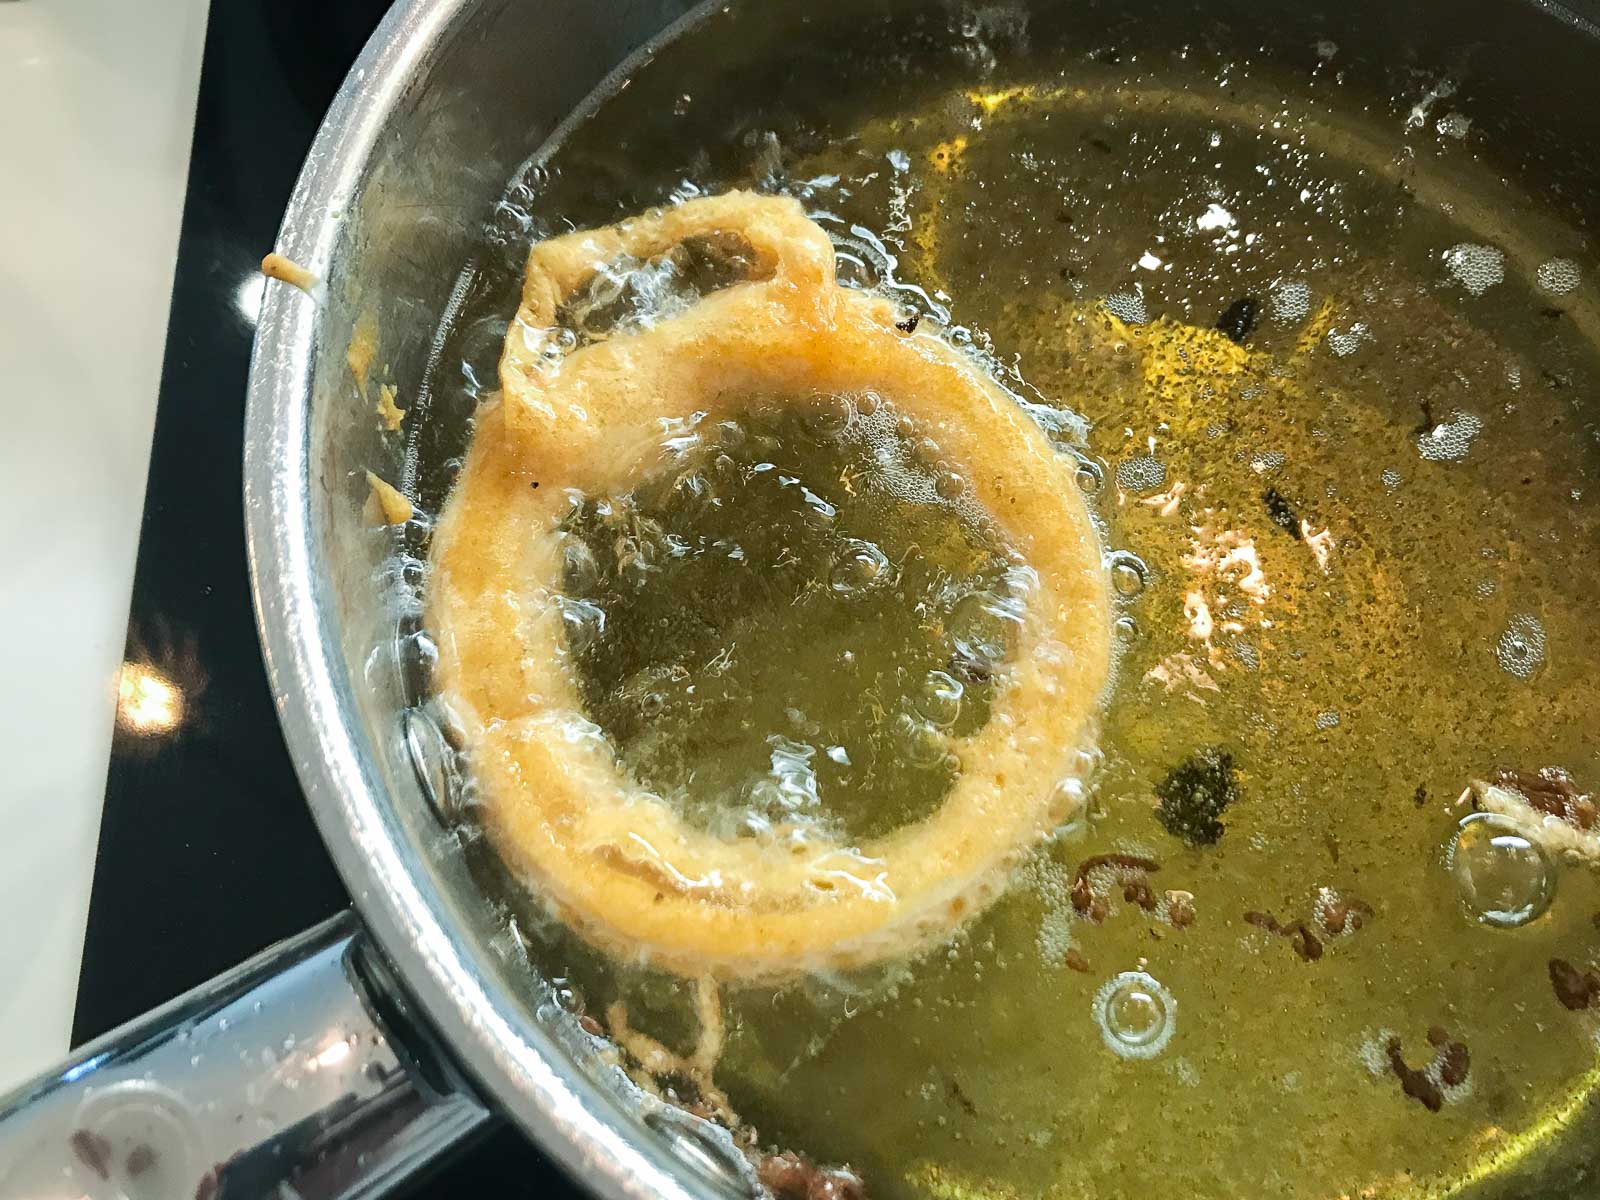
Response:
[5,1,1600,1197]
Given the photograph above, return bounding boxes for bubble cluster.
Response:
[1435,112,1471,140]
[1105,289,1149,324]
[1442,243,1505,296]
[1536,258,1582,296]
[1495,613,1547,680]
[1269,279,1312,324]
[1447,812,1555,928]
[1093,971,1177,1060]
[1115,455,1168,493]
[1326,322,1373,358]
[1416,409,1482,462]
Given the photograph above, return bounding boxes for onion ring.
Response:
[428,192,1111,981]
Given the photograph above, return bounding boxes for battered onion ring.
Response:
[429,192,1111,981]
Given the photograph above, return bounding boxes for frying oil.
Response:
[411,5,1600,1197]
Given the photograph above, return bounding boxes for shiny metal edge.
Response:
[0,914,491,1200]
[241,3,708,1198]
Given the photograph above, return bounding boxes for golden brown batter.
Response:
[427,193,1112,981]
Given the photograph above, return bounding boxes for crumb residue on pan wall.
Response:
[260,252,319,295]
[364,471,412,526]
[347,310,378,396]
[376,383,406,431]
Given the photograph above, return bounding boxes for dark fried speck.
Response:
[1154,747,1238,846]
[1550,958,1600,1011]
[1215,296,1261,344]
[1262,487,1301,538]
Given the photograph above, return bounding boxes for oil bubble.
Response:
[395,629,439,696]
[558,596,607,654]
[800,393,854,441]
[1074,459,1106,495]
[1447,812,1555,928]
[934,468,966,501]
[1049,775,1090,826]
[562,537,602,594]
[1108,551,1149,599]
[1093,971,1177,1059]
[1113,615,1140,642]
[894,712,947,768]
[551,976,586,1014]
[1495,613,1547,680]
[951,592,1023,665]
[403,706,461,825]
[829,539,892,595]
[914,669,964,727]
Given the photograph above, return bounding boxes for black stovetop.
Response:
[74,2,572,1192]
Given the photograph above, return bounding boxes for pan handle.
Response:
[0,911,492,1199]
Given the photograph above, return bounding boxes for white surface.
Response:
[0,0,209,1092]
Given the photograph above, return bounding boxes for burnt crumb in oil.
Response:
[1244,910,1323,961]
[759,1151,867,1200]
[1154,747,1239,846]
[894,311,921,334]
[1070,853,1161,923]
[1214,296,1261,344]
[1387,1043,1442,1111]
[947,1078,980,1117]
[1494,767,1597,830]
[1384,1029,1470,1112]
[1430,1027,1471,1088]
[1550,958,1600,1010]
[1262,487,1302,538]
[1317,892,1374,937]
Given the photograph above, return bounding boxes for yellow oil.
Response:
[425,20,1600,1200]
